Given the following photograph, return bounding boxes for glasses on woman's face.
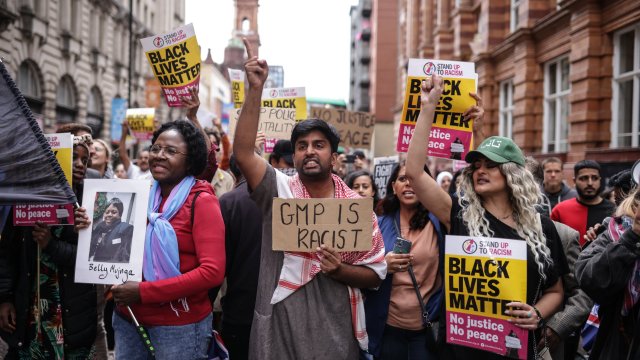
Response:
[149,144,187,157]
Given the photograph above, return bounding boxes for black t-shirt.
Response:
[445,198,569,359]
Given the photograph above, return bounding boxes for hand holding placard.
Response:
[421,74,444,107]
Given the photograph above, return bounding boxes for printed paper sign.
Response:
[13,204,75,226]
[229,107,297,153]
[45,133,73,185]
[229,69,245,109]
[13,133,75,226]
[140,23,201,107]
[75,179,151,285]
[373,156,399,198]
[445,235,528,359]
[272,198,372,252]
[310,107,375,148]
[261,87,307,121]
[397,59,477,160]
[126,108,156,141]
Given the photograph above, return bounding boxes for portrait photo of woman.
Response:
[89,196,135,263]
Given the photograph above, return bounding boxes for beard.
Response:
[296,157,331,180]
[576,185,600,201]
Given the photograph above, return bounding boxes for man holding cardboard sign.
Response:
[234,38,386,359]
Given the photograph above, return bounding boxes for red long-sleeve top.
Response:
[118,180,225,326]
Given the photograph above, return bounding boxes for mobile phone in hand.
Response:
[393,237,412,254]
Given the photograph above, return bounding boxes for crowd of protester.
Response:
[1,38,640,360]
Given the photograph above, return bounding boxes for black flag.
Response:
[0,59,77,205]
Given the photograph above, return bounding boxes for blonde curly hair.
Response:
[456,162,553,280]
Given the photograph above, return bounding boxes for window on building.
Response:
[70,0,80,34]
[56,76,77,124]
[612,23,640,148]
[90,11,98,47]
[58,0,69,31]
[543,57,571,153]
[510,0,521,32]
[99,14,105,49]
[34,0,46,18]
[242,18,250,34]
[87,87,104,137]
[499,80,514,138]
[17,60,44,115]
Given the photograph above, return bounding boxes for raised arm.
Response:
[182,86,212,151]
[465,92,486,145]
[404,74,452,230]
[118,120,132,171]
[233,38,269,191]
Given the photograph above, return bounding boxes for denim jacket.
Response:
[363,211,445,357]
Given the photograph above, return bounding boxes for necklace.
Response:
[500,213,512,220]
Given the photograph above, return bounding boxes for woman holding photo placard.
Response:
[404,74,568,359]
[109,120,225,360]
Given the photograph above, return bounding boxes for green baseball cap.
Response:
[465,136,525,166]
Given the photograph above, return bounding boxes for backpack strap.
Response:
[190,191,203,227]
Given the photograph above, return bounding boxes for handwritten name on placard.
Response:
[272,198,373,252]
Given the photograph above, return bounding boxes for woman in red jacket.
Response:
[110,120,225,359]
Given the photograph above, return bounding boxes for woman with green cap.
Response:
[405,74,568,359]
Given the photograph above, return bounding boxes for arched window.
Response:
[87,87,104,137]
[17,60,44,115]
[242,18,250,33]
[56,75,77,124]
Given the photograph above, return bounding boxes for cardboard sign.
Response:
[75,179,151,285]
[140,23,201,107]
[229,69,245,109]
[13,203,75,226]
[272,198,373,252]
[126,108,155,141]
[373,156,399,198]
[261,87,307,121]
[310,107,375,148]
[229,107,297,153]
[445,235,528,359]
[397,59,477,160]
[45,133,73,185]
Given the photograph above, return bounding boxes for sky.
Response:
[185,0,359,102]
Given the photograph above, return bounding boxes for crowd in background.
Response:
[1,48,640,360]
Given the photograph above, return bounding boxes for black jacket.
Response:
[0,219,97,351]
[89,220,134,263]
[576,217,640,360]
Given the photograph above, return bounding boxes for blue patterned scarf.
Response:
[143,176,196,281]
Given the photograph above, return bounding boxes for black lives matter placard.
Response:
[272,198,372,252]
[140,23,201,107]
[445,235,528,359]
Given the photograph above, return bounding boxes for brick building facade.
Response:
[389,0,640,178]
